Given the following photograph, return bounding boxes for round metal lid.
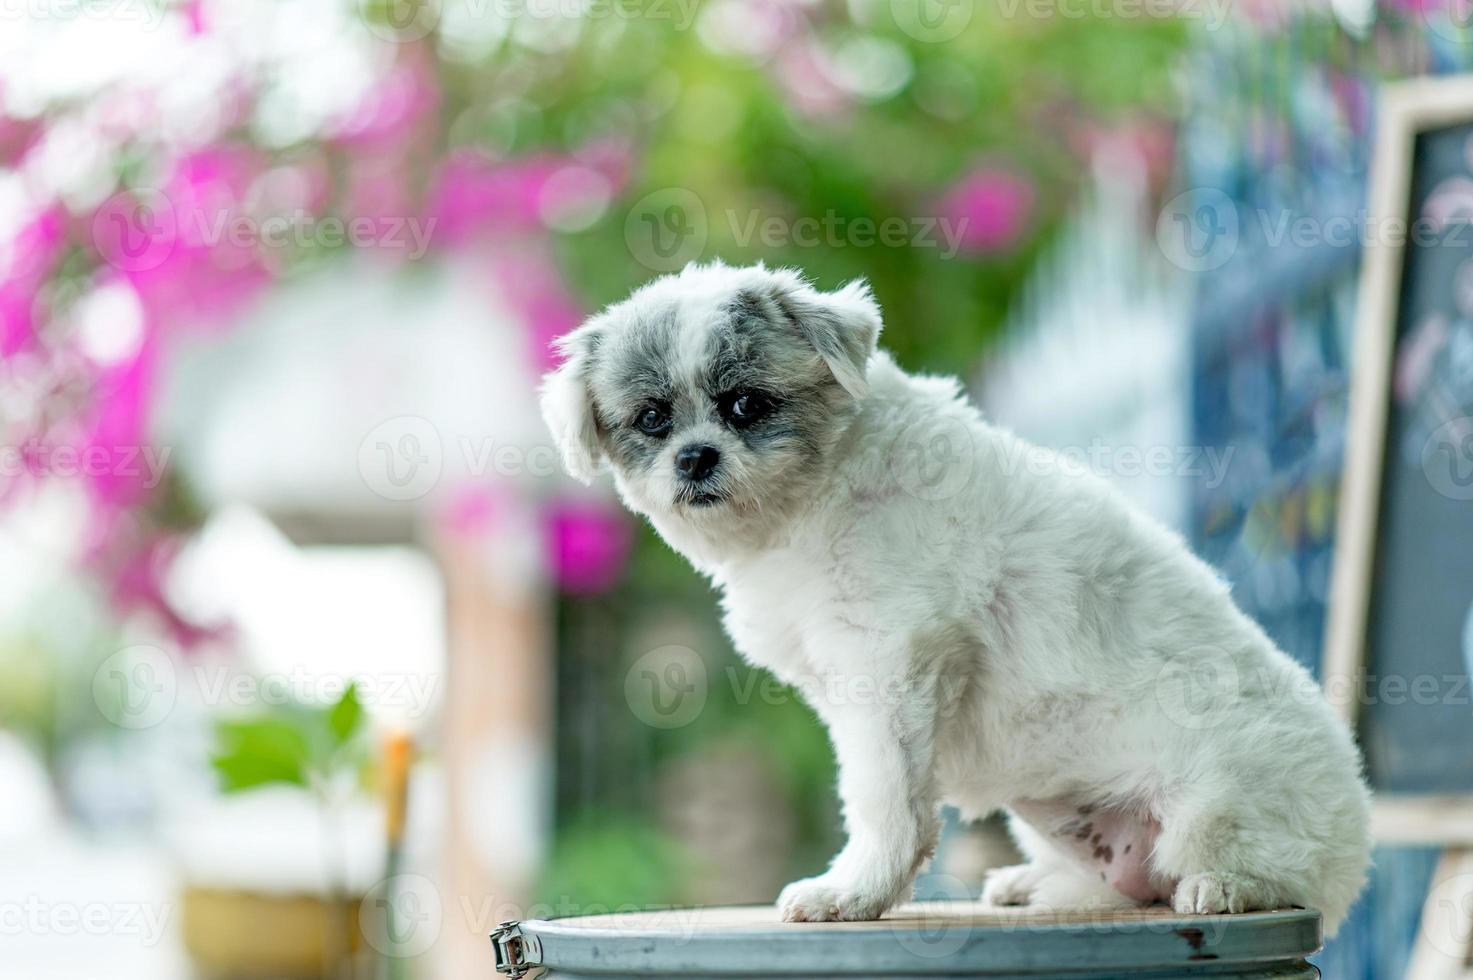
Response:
[499,901,1322,977]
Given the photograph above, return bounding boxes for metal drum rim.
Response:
[509,904,1323,976]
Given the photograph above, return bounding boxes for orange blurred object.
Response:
[383,728,413,846]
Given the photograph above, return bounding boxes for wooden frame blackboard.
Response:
[1326,75,1473,980]
[1328,74,1473,839]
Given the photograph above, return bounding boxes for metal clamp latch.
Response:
[491,920,542,978]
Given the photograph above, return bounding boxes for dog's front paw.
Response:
[1172,872,1272,916]
[981,863,1044,907]
[777,876,891,922]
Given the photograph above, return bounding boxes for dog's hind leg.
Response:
[1149,791,1302,917]
[983,811,1141,911]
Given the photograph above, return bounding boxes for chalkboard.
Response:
[1327,77,1473,829]
[1361,121,1473,794]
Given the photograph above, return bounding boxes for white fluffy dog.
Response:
[541,261,1371,933]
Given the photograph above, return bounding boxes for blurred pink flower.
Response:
[4,39,643,641]
[0,114,43,168]
[935,168,1036,255]
[339,155,421,262]
[181,0,207,34]
[0,293,30,356]
[428,144,630,368]
[427,151,563,244]
[774,40,853,118]
[545,498,633,595]
[0,206,65,356]
[0,83,41,165]
[117,147,271,328]
[332,47,440,150]
[82,331,157,508]
[427,145,629,247]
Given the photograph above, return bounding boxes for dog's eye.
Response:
[722,391,771,426]
[634,406,672,436]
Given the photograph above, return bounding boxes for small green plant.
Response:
[210,682,370,979]
[211,682,368,794]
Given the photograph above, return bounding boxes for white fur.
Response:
[542,263,1372,934]
[541,328,603,483]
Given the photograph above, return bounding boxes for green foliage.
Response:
[211,682,367,794]
[536,813,690,911]
[328,685,365,745]
[212,717,311,791]
[513,3,1186,374]
[0,635,58,759]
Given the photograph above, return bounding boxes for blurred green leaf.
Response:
[328,682,364,748]
[212,717,311,791]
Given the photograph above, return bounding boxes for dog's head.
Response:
[540,262,881,532]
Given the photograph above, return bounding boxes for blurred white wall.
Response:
[156,252,548,527]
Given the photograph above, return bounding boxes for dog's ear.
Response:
[758,271,883,399]
[539,322,604,484]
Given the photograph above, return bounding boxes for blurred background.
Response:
[0,0,1467,977]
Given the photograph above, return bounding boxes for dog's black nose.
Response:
[675,445,720,482]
